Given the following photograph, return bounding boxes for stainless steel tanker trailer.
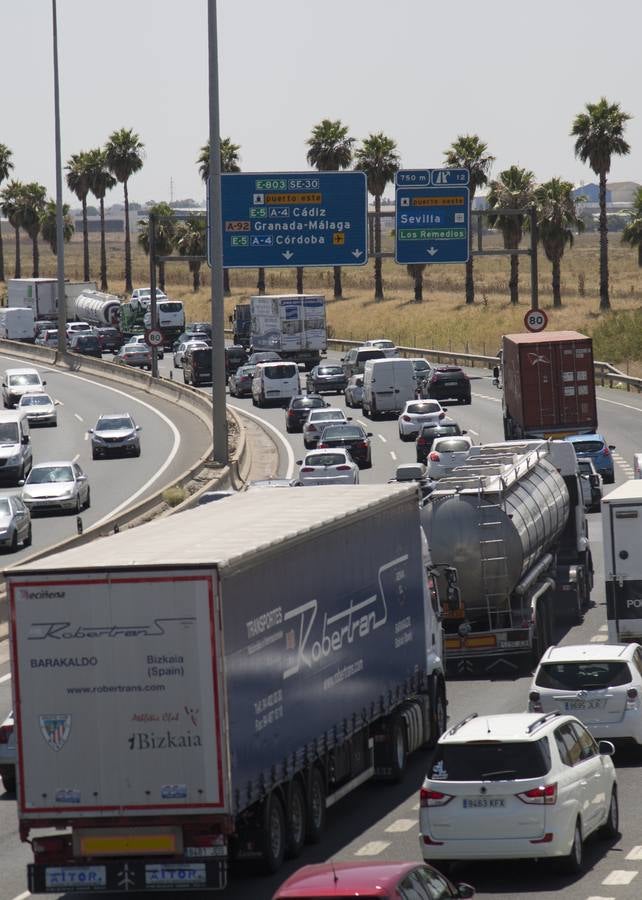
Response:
[421,440,593,676]
[68,289,122,327]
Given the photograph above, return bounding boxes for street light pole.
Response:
[207,0,228,465]
[52,0,66,352]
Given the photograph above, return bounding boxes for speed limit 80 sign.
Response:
[523,309,548,333]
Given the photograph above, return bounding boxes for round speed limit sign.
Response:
[145,329,163,347]
[523,309,548,333]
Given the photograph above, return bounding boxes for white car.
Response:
[363,338,398,358]
[130,287,167,310]
[0,709,16,794]
[129,333,164,359]
[21,461,90,514]
[344,374,364,408]
[66,321,92,337]
[297,449,359,486]
[174,340,208,369]
[529,643,642,746]
[302,407,349,449]
[398,399,446,440]
[427,435,473,479]
[18,391,58,427]
[419,712,617,873]
[2,367,46,408]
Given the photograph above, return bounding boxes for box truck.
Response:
[500,331,597,440]
[0,307,35,341]
[604,480,642,644]
[8,279,96,321]
[7,484,446,893]
[249,294,326,369]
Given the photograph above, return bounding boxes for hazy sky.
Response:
[4,0,642,207]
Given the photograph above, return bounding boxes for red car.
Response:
[273,861,474,900]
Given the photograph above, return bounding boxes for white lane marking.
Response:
[472,393,500,403]
[354,841,391,856]
[599,624,608,632]
[390,451,397,461]
[228,404,295,479]
[626,846,642,860]
[0,671,12,684]
[74,412,83,422]
[602,871,638,885]
[411,802,420,811]
[10,892,31,900]
[84,432,89,441]
[72,454,79,464]
[599,396,642,413]
[591,634,608,643]
[378,434,387,443]
[587,896,615,900]
[357,419,368,428]
[468,429,479,436]
[385,818,415,833]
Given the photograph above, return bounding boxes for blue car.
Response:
[566,433,616,484]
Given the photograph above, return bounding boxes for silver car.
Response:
[0,495,32,551]
[89,414,141,459]
[344,374,364,408]
[427,435,474,480]
[0,710,16,794]
[634,452,642,479]
[302,408,349,449]
[18,391,58,426]
[22,461,90,514]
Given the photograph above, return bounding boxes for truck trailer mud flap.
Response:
[28,858,227,893]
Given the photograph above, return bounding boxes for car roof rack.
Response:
[526,711,560,734]
[445,712,478,737]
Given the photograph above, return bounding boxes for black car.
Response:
[69,332,102,358]
[186,322,212,338]
[284,395,327,433]
[225,344,249,375]
[420,364,471,404]
[317,423,373,469]
[183,346,212,386]
[306,364,347,394]
[415,418,464,464]
[95,327,123,353]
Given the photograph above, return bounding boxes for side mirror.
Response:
[136,425,142,431]
[456,885,475,899]
[608,445,616,450]
[442,408,448,413]
[18,479,24,487]
[295,460,302,466]
[462,429,468,434]
[77,474,87,482]
[367,432,373,437]
[22,434,29,444]
[340,357,344,362]
[87,429,94,434]
[599,740,615,756]
[347,417,353,421]
[43,380,47,386]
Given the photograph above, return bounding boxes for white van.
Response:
[0,410,33,484]
[0,307,36,342]
[251,361,300,407]
[362,358,416,417]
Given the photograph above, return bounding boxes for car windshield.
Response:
[9,374,40,386]
[536,661,632,690]
[122,345,143,353]
[357,350,384,360]
[237,367,255,377]
[373,340,394,348]
[407,402,440,414]
[572,440,604,453]
[264,365,297,379]
[412,360,430,372]
[292,398,324,409]
[28,466,73,484]
[318,366,343,375]
[21,395,50,406]
[310,410,344,422]
[430,738,551,780]
[159,302,182,313]
[97,417,134,431]
[0,423,19,442]
[433,439,470,452]
[0,499,11,515]
[422,425,460,438]
[306,453,346,467]
[322,426,363,440]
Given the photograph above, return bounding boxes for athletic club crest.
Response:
[39,714,71,751]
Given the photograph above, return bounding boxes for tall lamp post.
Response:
[52,0,66,352]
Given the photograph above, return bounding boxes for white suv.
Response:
[419,712,617,873]
[529,643,642,746]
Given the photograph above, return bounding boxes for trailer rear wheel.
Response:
[261,793,286,874]
[389,716,407,782]
[285,780,306,858]
[305,767,326,844]
[431,681,447,746]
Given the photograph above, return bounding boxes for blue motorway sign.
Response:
[219,172,368,268]
[395,174,470,265]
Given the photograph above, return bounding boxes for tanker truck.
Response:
[421,439,593,677]
[71,289,122,327]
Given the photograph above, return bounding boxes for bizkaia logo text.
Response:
[27,617,196,640]
[282,555,409,680]
[128,730,202,750]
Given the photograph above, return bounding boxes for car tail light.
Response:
[402,415,412,422]
[336,465,351,471]
[516,783,557,805]
[430,375,439,384]
[602,447,610,456]
[627,688,638,709]
[429,451,440,462]
[417,436,427,446]
[357,441,368,449]
[287,409,295,417]
[318,443,328,449]
[438,412,445,419]
[530,833,554,844]
[300,467,315,473]
[0,723,13,744]
[422,834,444,846]
[529,691,543,712]
[420,787,454,807]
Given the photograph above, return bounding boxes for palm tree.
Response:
[105,128,144,293]
[407,264,427,302]
[621,187,642,267]
[0,180,25,277]
[486,166,536,305]
[444,135,494,304]
[66,151,92,281]
[19,182,47,276]
[0,144,14,282]
[175,217,206,291]
[306,119,355,299]
[535,179,584,308]
[85,148,116,290]
[138,203,176,292]
[571,98,631,311]
[198,137,240,295]
[354,133,400,300]
[41,199,75,256]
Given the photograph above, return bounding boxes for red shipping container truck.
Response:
[501,331,597,439]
